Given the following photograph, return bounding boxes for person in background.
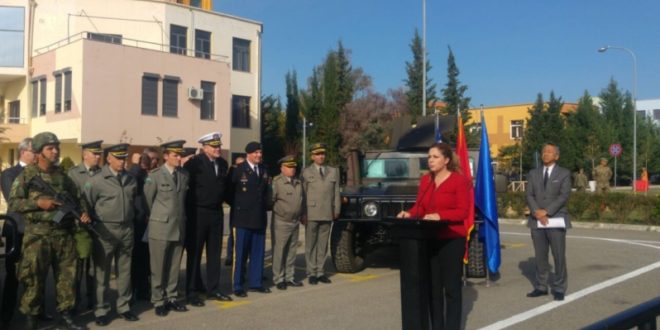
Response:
[396,142,471,329]
[225,154,245,267]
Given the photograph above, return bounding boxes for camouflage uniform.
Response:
[592,161,612,193]
[8,163,86,316]
[574,171,588,192]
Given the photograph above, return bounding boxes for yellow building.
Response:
[466,103,577,158]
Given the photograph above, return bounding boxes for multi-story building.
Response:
[636,99,660,126]
[0,0,262,168]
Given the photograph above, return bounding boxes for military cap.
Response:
[183,147,198,157]
[32,132,60,152]
[245,141,262,154]
[278,155,297,168]
[81,140,103,154]
[104,143,130,159]
[160,140,186,154]
[198,132,222,147]
[310,143,327,155]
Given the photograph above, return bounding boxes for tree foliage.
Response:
[261,94,284,173]
[284,70,301,154]
[522,92,565,171]
[404,29,437,124]
[440,46,477,146]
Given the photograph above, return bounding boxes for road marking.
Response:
[338,273,380,282]
[502,242,526,249]
[213,300,252,309]
[478,231,660,329]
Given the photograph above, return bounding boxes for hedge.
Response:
[497,191,660,225]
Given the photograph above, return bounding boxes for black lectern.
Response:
[382,217,448,330]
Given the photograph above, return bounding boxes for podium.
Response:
[382,217,448,330]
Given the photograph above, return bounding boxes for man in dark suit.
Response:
[228,142,271,297]
[183,132,232,306]
[0,137,38,325]
[525,143,572,301]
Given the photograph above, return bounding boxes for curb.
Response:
[498,218,660,233]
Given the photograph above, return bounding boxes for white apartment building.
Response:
[636,99,660,126]
[0,0,262,167]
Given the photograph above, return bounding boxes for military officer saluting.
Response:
[302,143,340,285]
[271,155,305,290]
[229,142,271,297]
[144,140,189,316]
[9,132,90,330]
[68,140,103,311]
[83,144,139,326]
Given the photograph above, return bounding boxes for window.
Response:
[0,7,25,67]
[54,73,62,113]
[87,32,122,44]
[162,76,179,117]
[195,29,211,59]
[200,81,215,120]
[654,109,660,121]
[232,38,250,72]
[232,95,250,128]
[39,78,46,116]
[8,100,20,123]
[31,80,38,117]
[170,25,187,55]
[141,74,159,116]
[64,71,72,111]
[510,120,523,139]
[362,159,410,179]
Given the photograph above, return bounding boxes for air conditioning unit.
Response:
[188,87,204,100]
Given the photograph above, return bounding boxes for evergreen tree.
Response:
[261,95,284,173]
[598,78,634,180]
[561,90,608,173]
[317,51,342,165]
[522,92,565,171]
[336,41,355,108]
[404,29,437,124]
[440,46,476,146]
[284,70,301,154]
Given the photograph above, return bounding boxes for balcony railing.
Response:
[33,31,229,63]
[2,117,26,124]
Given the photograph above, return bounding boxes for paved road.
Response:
[1,223,659,329]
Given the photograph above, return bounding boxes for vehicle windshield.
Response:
[362,158,428,179]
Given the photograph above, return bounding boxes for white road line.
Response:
[477,231,660,330]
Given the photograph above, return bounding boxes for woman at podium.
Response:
[396,142,471,330]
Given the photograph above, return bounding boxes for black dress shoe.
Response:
[38,312,54,322]
[188,297,205,307]
[26,315,38,330]
[317,276,332,284]
[165,300,188,312]
[60,311,84,330]
[224,259,233,266]
[308,276,318,285]
[234,290,247,298]
[248,287,271,294]
[552,291,565,301]
[209,292,233,301]
[526,289,549,298]
[119,311,139,321]
[95,315,111,326]
[155,305,169,317]
[286,280,303,287]
[276,282,287,290]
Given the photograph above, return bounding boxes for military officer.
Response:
[574,168,588,192]
[68,140,103,311]
[271,155,305,290]
[225,154,245,267]
[144,141,190,316]
[83,144,139,326]
[229,142,271,297]
[183,132,232,305]
[592,158,612,193]
[302,143,340,285]
[8,132,90,330]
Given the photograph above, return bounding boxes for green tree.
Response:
[598,78,634,180]
[522,92,565,171]
[404,29,437,124]
[261,94,284,173]
[284,70,301,154]
[440,46,476,146]
[561,90,608,173]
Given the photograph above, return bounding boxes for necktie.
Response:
[543,168,549,189]
[172,170,178,185]
[254,166,259,177]
[117,173,123,187]
[214,162,218,176]
[319,167,324,179]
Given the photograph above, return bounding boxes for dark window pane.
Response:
[87,32,122,44]
[162,79,178,117]
[39,79,46,116]
[31,81,38,117]
[232,95,250,128]
[64,71,72,111]
[200,81,215,120]
[170,25,187,55]
[232,38,250,72]
[54,74,62,113]
[195,29,211,59]
[9,100,20,123]
[142,75,158,116]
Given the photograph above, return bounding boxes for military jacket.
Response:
[84,165,137,223]
[228,162,270,230]
[143,166,189,241]
[8,163,86,228]
[68,163,101,192]
[302,165,340,221]
[184,153,229,210]
[271,174,305,222]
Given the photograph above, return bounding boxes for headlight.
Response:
[363,202,378,217]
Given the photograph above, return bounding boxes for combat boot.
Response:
[25,315,38,330]
[56,311,85,330]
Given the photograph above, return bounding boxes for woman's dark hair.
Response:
[429,142,460,172]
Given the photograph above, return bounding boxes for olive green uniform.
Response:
[271,174,304,284]
[592,164,612,193]
[574,172,588,192]
[83,165,137,317]
[8,164,86,316]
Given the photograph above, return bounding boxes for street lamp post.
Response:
[598,45,638,187]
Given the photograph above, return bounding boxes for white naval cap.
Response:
[197,132,223,146]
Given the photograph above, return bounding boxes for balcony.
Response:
[0,116,30,143]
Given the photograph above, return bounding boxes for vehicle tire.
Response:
[330,221,365,273]
[466,231,486,278]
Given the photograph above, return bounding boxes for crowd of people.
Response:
[0,131,340,330]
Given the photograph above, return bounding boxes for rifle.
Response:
[28,175,120,245]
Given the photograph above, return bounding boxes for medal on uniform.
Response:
[241,173,248,192]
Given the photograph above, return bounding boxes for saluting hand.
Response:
[37,197,61,211]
